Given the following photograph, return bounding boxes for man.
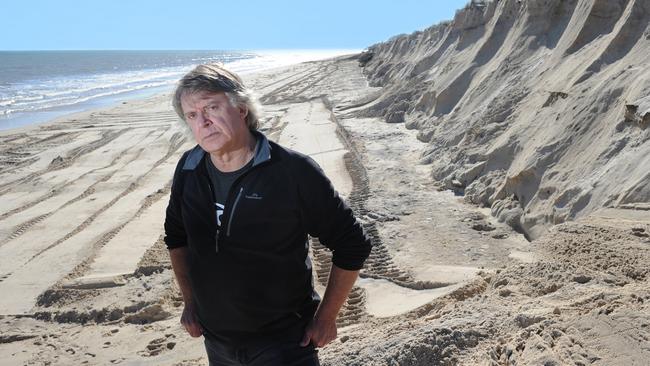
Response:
[164,63,371,365]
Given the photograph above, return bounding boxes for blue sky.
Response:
[1,0,468,50]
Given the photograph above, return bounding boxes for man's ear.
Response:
[239,105,249,120]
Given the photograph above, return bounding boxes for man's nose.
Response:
[197,109,213,126]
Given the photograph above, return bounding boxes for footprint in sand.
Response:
[139,333,176,357]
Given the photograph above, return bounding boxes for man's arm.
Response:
[170,247,203,337]
[300,265,359,347]
[295,155,372,347]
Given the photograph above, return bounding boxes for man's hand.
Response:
[181,304,203,337]
[170,247,203,338]
[300,265,360,348]
[300,315,337,348]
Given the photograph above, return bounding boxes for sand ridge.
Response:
[359,0,650,242]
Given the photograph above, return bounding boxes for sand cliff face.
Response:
[358,0,650,239]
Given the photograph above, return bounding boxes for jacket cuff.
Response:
[331,249,371,271]
[164,237,187,250]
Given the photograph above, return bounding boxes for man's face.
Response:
[180,91,249,154]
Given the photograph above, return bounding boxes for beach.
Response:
[0,54,646,365]
[1,0,650,362]
[0,54,528,364]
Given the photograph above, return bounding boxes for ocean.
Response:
[0,50,355,130]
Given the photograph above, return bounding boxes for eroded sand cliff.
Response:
[357,0,650,239]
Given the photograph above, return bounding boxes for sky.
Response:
[0,0,469,50]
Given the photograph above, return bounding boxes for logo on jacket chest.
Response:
[244,192,263,200]
[215,202,224,227]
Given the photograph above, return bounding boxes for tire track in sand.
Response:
[61,180,173,283]
[307,96,455,327]
[0,128,130,195]
[0,122,174,221]
[311,238,369,328]
[326,96,451,291]
[259,63,339,105]
[0,131,185,283]
[0,127,168,247]
[0,132,82,177]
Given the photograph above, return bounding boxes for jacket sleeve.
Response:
[164,152,189,250]
[295,155,371,271]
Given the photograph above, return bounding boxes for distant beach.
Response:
[0,49,356,130]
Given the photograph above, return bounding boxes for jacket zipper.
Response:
[227,187,244,237]
[213,150,271,244]
[206,182,220,253]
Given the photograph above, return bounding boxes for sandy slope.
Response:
[358,0,650,241]
[0,53,648,365]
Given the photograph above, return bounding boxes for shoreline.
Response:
[0,84,175,133]
[0,49,360,133]
[0,90,175,136]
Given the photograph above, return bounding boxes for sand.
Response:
[359,0,650,243]
[0,57,530,365]
[1,1,649,364]
[0,55,643,366]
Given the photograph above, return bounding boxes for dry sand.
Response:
[1,1,649,364]
[359,0,650,242]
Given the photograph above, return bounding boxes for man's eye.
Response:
[186,113,196,120]
[207,104,218,111]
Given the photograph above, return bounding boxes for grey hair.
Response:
[172,63,261,131]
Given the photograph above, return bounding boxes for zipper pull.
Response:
[215,229,220,253]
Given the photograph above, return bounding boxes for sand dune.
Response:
[359,0,650,241]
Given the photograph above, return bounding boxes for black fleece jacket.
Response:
[164,132,371,338]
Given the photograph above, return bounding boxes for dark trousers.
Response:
[203,323,320,366]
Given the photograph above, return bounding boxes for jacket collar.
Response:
[182,130,271,171]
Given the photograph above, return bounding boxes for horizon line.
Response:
[0,48,364,52]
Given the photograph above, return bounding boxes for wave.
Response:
[0,65,190,116]
[0,50,356,122]
[1,80,174,116]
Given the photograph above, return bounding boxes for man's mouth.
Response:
[204,132,219,140]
